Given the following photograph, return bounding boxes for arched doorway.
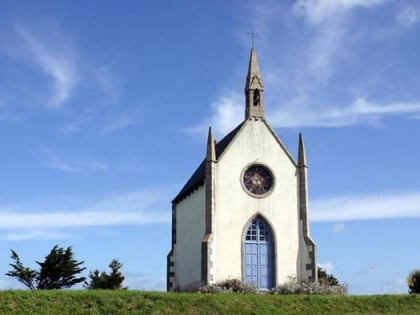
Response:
[243,216,274,289]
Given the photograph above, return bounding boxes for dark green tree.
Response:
[85,259,126,290]
[36,245,86,289]
[318,267,340,286]
[407,269,420,294]
[6,245,86,290]
[6,250,37,290]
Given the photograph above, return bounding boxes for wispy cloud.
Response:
[125,272,166,291]
[0,112,22,121]
[94,66,121,103]
[396,5,420,26]
[101,113,140,134]
[293,0,388,25]
[0,230,72,241]
[271,98,420,128]
[291,0,388,80]
[312,192,420,222]
[45,156,108,173]
[190,1,416,134]
[185,92,243,138]
[332,223,345,233]
[187,95,420,133]
[0,189,171,240]
[318,261,335,274]
[306,23,345,80]
[58,117,93,136]
[0,210,168,229]
[16,26,77,109]
[42,149,108,173]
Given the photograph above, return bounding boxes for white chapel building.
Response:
[167,48,317,291]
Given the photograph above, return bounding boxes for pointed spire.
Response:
[245,48,263,90]
[298,133,307,167]
[245,48,265,120]
[206,127,216,162]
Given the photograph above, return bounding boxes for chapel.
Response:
[167,48,317,291]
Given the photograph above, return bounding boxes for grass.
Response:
[0,290,419,314]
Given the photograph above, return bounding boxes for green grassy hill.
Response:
[0,291,419,314]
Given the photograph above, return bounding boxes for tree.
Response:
[6,250,37,290]
[318,267,340,286]
[85,259,126,290]
[6,245,86,290]
[407,269,420,294]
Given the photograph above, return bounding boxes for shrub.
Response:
[318,267,340,286]
[199,279,257,294]
[407,270,420,294]
[272,276,348,295]
[85,259,126,290]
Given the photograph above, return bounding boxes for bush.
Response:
[85,259,126,290]
[272,276,348,295]
[199,279,257,294]
[407,270,420,294]
[318,267,340,286]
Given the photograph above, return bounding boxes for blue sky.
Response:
[0,0,419,294]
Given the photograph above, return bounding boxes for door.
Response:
[243,217,274,289]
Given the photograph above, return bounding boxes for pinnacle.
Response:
[245,48,263,90]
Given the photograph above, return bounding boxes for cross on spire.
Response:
[247,29,258,48]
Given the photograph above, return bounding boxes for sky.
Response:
[0,0,419,294]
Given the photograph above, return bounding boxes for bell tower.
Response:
[245,48,265,120]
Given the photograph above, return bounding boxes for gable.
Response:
[216,119,297,167]
[172,119,297,204]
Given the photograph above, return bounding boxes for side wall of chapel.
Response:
[174,185,205,290]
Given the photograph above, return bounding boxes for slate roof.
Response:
[172,122,245,204]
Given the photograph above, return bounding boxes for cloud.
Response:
[293,0,388,25]
[42,149,108,173]
[185,92,243,138]
[383,277,407,294]
[318,261,335,274]
[0,189,171,240]
[46,157,108,173]
[94,66,121,103]
[0,278,18,290]
[101,113,140,134]
[306,23,345,80]
[312,192,420,222]
[271,98,420,127]
[16,26,77,109]
[332,223,345,233]
[396,5,420,26]
[0,230,72,241]
[187,2,420,135]
[0,112,21,121]
[125,272,166,291]
[0,210,168,229]
[189,95,420,131]
[292,0,388,80]
[58,117,93,136]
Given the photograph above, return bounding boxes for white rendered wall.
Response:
[212,120,300,285]
[174,186,205,290]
